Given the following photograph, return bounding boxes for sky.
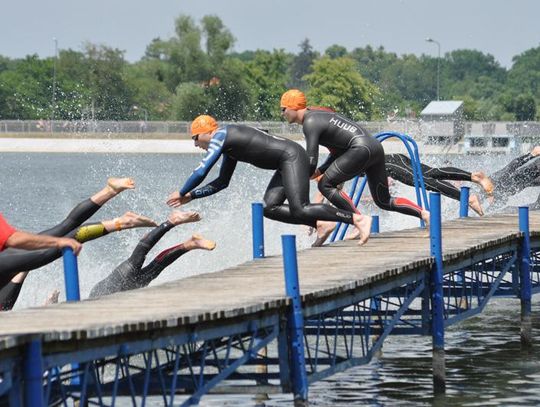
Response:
[2,0,539,68]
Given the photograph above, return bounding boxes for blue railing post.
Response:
[252,203,265,259]
[62,247,80,301]
[24,338,44,407]
[459,186,469,218]
[371,215,380,234]
[518,206,532,348]
[281,235,308,405]
[429,192,446,393]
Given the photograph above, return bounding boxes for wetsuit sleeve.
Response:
[179,130,226,196]
[317,150,337,174]
[302,117,322,176]
[190,155,238,199]
[0,214,16,252]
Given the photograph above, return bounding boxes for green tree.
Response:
[325,44,347,59]
[83,43,134,120]
[243,49,292,120]
[508,46,540,102]
[0,55,54,119]
[289,39,319,89]
[304,57,379,120]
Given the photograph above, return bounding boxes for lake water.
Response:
[1,151,539,406]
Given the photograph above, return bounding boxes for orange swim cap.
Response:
[280,89,307,110]
[190,115,218,136]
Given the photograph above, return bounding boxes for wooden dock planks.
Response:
[0,211,538,350]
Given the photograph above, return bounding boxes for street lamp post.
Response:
[51,37,58,133]
[425,37,441,101]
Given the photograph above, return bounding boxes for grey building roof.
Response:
[421,101,463,116]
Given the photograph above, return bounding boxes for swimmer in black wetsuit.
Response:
[385,153,493,216]
[0,178,157,310]
[488,146,540,210]
[89,211,215,297]
[166,115,373,244]
[280,89,430,225]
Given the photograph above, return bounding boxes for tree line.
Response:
[0,15,538,122]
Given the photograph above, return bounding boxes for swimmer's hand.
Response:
[310,169,322,181]
[167,191,192,208]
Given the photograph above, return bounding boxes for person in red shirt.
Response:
[0,213,80,253]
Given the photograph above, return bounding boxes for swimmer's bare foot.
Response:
[468,194,484,216]
[185,234,216,251]
[471,172,494,196]
[421,210,430,228]
[44,289,60,306]
[531,146,540,157]
[118,212,157,228]
[91,178,135,205]
[107,177,135,194]
[353,214,372,246]
[312,221,336,247]
[168,210,201,225]
[345,228,361,240]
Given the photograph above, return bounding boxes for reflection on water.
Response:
[1,152,539,406]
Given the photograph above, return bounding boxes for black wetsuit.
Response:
[89,221,188,297]
[0,199,106,308]
[179,124,356,228]
[492,153,540,198]
[302,109,423,218]
[385,153,472,201]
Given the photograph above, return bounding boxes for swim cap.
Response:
[190,115,218,136]
[280,89,307,110]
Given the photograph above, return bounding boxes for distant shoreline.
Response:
[0,136,453,155]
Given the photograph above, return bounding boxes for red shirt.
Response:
[0,213,16,252]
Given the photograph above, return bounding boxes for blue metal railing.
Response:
[330,131,429,242]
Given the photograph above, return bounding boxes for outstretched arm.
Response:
[6,231,82,254]
[168,132,226,207]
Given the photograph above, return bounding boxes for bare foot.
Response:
[352,214,372,246]
[312,221,336,247]
[471,172,494,196]
[188,234,216,250]
[531,146,540,157]
[168,210,201,225]
[468,194,484,216]
[345,228,361,240]
[44,289,60,306]
[107,177,135,194]
[118,212,157,228]
[421,210,430,229]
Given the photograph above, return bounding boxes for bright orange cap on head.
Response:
[190,115,218,136]
[280,89,307,110]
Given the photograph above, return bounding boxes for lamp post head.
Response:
[426,37,433,42]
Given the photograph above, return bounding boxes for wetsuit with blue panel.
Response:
[302,109,424,219]
[180,124,356,227]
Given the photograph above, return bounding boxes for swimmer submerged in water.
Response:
[89,211,215,297]
[0,178,156,311]
[167,115,372,245]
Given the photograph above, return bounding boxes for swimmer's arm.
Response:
[303,119,321,176]
[179,133,225,196]
[190,155,238,199]
[6,231,81,254]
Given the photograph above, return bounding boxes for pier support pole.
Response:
[252,203,268,382]
[282,235,308,406]
[459,187,469,218]
[252,203,265,259]
[371,215,380,234]
[518,206,532,348]
[62,247,80,301]
[429,193,446,393]
[24,338,44,407]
